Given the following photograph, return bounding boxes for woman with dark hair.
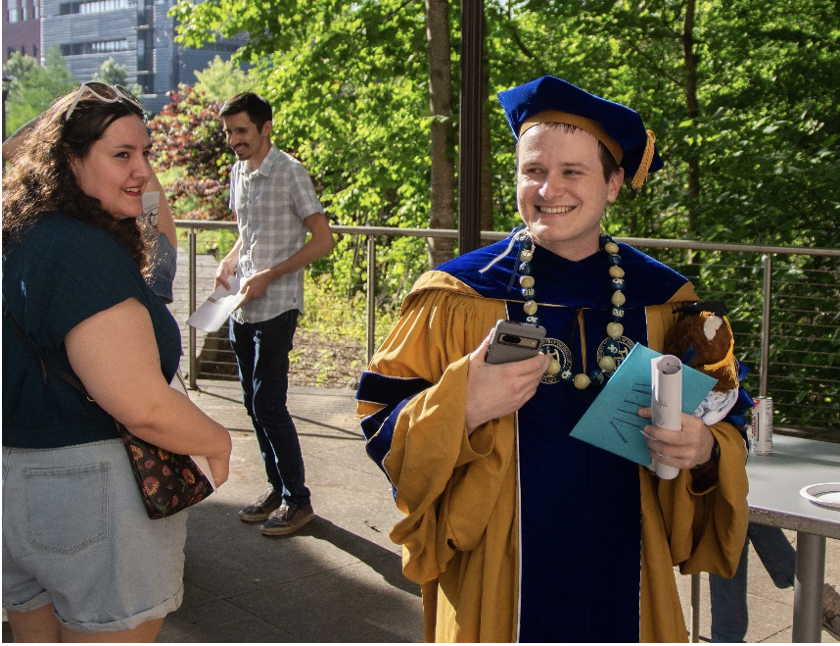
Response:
[2,83,232,642]
[3,110,179,305]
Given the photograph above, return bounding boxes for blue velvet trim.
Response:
[436,237,689,308]
[724,382,755,445]
[680,343,699,365]
[736,360,751,381]
[356,370,433,407]
[357,371,432,475]
[362,398,409,473]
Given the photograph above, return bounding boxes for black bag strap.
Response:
[2,302,95,401]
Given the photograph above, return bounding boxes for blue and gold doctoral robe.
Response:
[357,237,749,643]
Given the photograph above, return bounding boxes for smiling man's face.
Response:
[516,124,623,261]
[221,111,272,170]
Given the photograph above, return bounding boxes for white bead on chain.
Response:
[517,232,627,389]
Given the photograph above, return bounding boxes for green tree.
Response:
[3,48,75,134]
[425,0,456,267]
[694,0,840,246]
[147,84,232,220]
[168,0,839,267]
[492,0,840,248]
[193,55,252,102]
[90,57,143,98]
[93,57,128,86]
[165,0,839,427]
[172,0,438,293]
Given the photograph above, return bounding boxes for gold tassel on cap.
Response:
[631,129,657,189]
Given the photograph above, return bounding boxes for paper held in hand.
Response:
[186,276,245,333]
[651,354,683,480]
[569,344,717,466]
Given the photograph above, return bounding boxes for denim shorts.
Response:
[2,439,187,633]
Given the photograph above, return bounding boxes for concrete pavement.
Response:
[158,379,838,643]
[156,380,424,643]
[3,379,837,642]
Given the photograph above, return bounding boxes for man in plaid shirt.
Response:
[216,93,334,536]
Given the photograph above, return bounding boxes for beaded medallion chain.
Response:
[517,232,627,389]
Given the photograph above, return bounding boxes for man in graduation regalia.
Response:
[356,75,750,643]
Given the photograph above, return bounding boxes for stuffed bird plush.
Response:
[664,301,740,425]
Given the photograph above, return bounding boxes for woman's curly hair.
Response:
[2,86,154,276]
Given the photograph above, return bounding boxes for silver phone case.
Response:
[486,319,547,365]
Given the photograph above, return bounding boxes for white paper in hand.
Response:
[651,355,682,480]
[186,276,245,332]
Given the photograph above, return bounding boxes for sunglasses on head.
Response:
[64,81,142,122]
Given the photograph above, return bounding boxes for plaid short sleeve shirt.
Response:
[229,145,323,324]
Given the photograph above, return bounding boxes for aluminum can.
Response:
[752,396,773,455]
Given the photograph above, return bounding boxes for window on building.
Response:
[60,39,130,56]
[33,2,39,19]
[8,6,19,22]
[59,0,132,14]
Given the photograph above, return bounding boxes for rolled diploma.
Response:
[651,355,682,480]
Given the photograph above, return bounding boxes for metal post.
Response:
[188,229,198,390]
[366,236,377,362]
[760,254,773,397]
[689,573,701,642]
[792,532,826,642]
[458,0,484,255]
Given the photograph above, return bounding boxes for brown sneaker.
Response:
[259,503,315,536]
[824,583,840,641]
[238,488,285,522]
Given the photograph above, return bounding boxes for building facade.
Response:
[3,0,245,113]
[2,0,41,61]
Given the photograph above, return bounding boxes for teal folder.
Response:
[569,343,717,465]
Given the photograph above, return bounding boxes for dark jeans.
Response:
[709,523,796,642]
[229,310,310,506]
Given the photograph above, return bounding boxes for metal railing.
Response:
[175,220,840,433]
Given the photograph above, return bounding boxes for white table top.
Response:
[746,434,840,539]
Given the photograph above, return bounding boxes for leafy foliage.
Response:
[147,85,233,220]
[193,56,253,102]
[93,57,128,86]
[488,0,840,248]
[171,0,437,286]
[3,48,75,134]
[165,0,839,428]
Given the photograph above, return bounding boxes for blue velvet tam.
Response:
[498,75,663,188]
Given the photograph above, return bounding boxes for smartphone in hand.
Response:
[486,319,547,365]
